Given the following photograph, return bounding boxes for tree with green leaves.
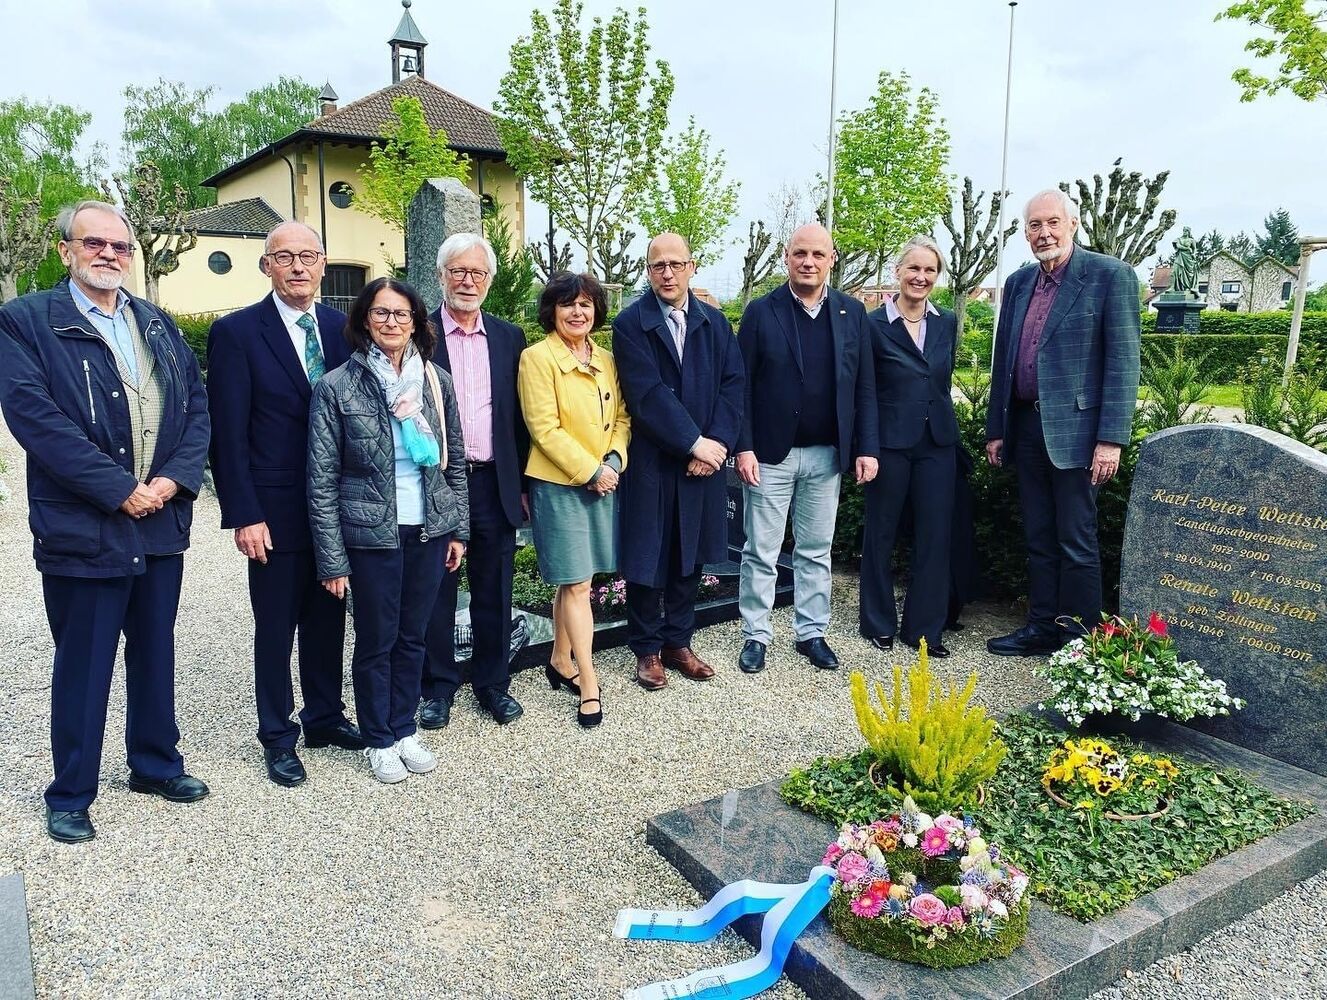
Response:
[1217,0,1327,102]
[638,116,739,266]
[1304,283,1327,310]
[216,77,320,158]
[105,162,198,305]
[1061,162,1176,266]
[354,95,469,238]
[824,70,951,291]
[1228,231,1258,266]
[0,99,104,300]
[940,178,1018,339]
[495,0,674,274]
[1196,229,1227,260]
[1254,207,1301,265]
[482,201,535,324]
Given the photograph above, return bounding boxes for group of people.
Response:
[0,186,1140,842]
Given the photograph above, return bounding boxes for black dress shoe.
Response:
[987,625,1063,657]
[127,773,210,803]
[46,807,95,843]
[264,748,307,788]
[419,698,452,730]
[738,640,767,673]
[479,690,524,725]
[903,638,950,658]
[795,637,840,669]
[866,635,894,651]
[304,719,367,750]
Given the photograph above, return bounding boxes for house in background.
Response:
[1194,251,1296,313]
[129,0,524,316]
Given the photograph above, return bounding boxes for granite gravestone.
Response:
[405,177,482,313]
[0,873,35,999]
[1120,424,1327,775]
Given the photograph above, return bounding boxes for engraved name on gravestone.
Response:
[1120,424,1327,775]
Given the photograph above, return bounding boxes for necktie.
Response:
[669,307,686,362]
[297,312,325,384]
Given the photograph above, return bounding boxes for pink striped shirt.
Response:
[441,306,493,462]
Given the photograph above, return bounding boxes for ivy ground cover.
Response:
[781,714,1314,922]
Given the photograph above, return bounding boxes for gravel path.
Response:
[0,417,1322,999]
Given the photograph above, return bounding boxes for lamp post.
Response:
[991,0,1019,335]
[825,0,841,240]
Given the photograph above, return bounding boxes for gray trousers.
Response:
[738,445,841,644]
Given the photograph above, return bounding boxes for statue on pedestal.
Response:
[1169,227,1199,296]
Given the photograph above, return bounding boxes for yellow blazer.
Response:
[518,334,631,486]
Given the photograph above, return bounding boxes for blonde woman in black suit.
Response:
[859,235,960,658]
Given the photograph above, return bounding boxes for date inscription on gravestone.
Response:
[1120,424,1327,775]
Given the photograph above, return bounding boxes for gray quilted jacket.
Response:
[308,352,469,580]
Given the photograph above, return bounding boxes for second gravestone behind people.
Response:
[1120,424,1327,775]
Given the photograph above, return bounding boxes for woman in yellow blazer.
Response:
[518,271,630,728]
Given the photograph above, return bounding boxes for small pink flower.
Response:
[945,906,966,927]
[836,851,869,885]
[908,893,949,926]
[850,889,885,918]
[821,843,844,866]
[920,827,951,857]
[959,884,989,911]
[934,815,963,833]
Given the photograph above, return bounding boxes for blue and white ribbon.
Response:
[615,866,834,1000]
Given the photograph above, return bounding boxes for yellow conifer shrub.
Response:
[850,640,1006,814]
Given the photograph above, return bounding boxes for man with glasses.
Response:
[984,189,1140,655]
[207,220,364,789]
[420,233,528,727]
[612,233,745,690]
[0,200,211,842]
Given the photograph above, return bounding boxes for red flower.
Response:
[1101,621,1119,638]
[1147,612,1168,637]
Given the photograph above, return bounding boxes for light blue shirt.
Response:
[390,417,425,526]
[68,280,139,384]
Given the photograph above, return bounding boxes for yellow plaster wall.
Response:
[145,234,273,316]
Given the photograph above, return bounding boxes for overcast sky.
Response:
[7,0,1324,297]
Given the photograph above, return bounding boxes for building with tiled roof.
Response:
[133,0,524,316]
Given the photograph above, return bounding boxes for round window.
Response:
[208,250,232,275]
[329,182,354,209]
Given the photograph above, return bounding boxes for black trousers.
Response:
[347,527,446,748]
[1011,402,1102,634]
[423,465,516,701]
[249,547,347,750]
[43,555,185,810]
[625,491,701,656]
[859,432,955,645]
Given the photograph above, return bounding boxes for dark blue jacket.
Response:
[429,307,529,530]
[206,295,350,550]
[868,304,960,450]
[736,283,878,471]
[0,280,210,578]
[612,292,745,586]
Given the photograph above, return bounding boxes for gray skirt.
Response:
[529,479,618,584]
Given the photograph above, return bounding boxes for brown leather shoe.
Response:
[635,653,667,690]
[661,646,715,681]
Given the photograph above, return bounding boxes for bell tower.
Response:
[389,0,428,83]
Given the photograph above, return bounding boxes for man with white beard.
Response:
[0,200,211,843]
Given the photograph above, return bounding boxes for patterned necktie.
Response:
[297,312,325,384]
[669,307,686,362]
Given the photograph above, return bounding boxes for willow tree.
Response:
[496,0,673,274]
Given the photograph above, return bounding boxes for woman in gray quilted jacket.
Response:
[308,277,469,784]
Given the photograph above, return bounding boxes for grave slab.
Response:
[0,873,35,1000]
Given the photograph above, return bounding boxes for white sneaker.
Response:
[364,746,407,784]
[394,734,437,774]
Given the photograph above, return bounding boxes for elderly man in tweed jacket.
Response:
[984,188,1141,656]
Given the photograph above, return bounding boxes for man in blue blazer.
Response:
[612,232,745,690]
[985,189,1141,655]
[734,224,879,673]
[207,221,364,787]
[420,234,528,727]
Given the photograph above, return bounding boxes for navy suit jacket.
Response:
[868,303,959,450]
[206,295,350,550]
[736,283,878,471]
[986,246,1141,469]
[429,307,529,529]
[611,292,745,585]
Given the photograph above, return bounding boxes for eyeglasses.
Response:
[1026,219,1066,234]
[70,236,135,258]
[368,307,414,325]
[647,259,691,276]
[265,249,324,267]
[445,266,490,282]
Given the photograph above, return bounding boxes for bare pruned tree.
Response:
[0,176,55,303]
[940,177,1018,338]
[529,237,572,283]
[739,220,780,311]
[1060,163,1176,266]
[592,226,645,290]
[106,162,198,305]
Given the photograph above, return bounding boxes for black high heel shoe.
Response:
[545,664,581,696]
[577,695,603,728]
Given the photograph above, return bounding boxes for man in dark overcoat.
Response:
[612,233,745,689]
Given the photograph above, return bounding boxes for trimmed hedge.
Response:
[170,312,219,374]
[1142,309,1327,337]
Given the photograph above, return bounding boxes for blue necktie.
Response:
[297,312,325,384]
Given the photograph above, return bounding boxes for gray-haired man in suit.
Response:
[984,188,1141,655]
